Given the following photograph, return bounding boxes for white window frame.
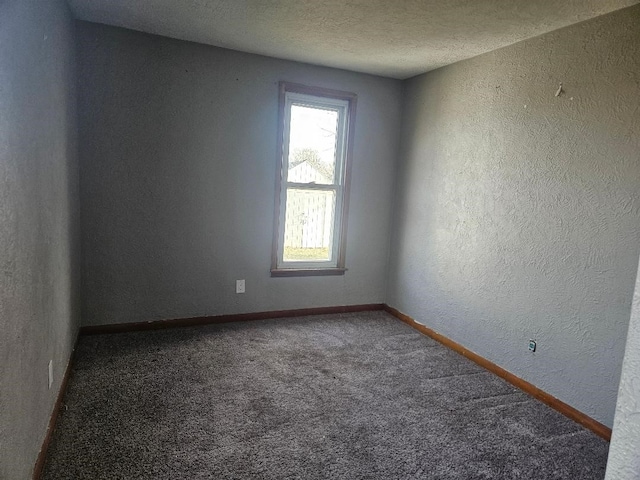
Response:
[271,82,357,277]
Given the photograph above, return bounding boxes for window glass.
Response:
[272,83,356,276]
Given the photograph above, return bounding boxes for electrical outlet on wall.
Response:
[236,279,245,294]
[48,360,54,389]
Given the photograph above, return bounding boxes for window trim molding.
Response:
[271,82,357,277]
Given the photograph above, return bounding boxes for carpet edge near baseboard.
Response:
[33,334,79,480]
[79,304,386,335]
[382,304,612,442]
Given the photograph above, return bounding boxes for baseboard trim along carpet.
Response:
[382,304,612,441]
[79,304,385,335]
[33,337,79,480]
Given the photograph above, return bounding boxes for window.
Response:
[271,82,357,276]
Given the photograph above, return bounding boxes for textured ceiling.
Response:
[67,0,639,79]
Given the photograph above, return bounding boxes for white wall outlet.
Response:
[236,279,245,294]
[48,360,54,389]
[528,340,537,352]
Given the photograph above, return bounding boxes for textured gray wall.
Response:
[0,0,79,478]
[387,5,640,427]
[77,23,402,326]
[606,255,640,478]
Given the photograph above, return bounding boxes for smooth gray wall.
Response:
[0,0,79,478]
[606,255,640,478]
[77,23,402,326]
[387,5,640,427]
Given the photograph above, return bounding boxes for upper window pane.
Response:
[287,104,339,185]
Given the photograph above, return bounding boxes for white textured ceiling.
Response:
[67,0,639,79]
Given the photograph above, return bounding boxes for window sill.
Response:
[271,268,347,277]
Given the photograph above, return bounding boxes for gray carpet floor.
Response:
[43,311,609,479]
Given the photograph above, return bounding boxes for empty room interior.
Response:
[2,0,640,478]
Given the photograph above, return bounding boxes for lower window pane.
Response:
[283,188,336,262]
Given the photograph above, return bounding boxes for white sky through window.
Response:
[288,105,338,166]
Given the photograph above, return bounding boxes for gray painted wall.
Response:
[0,0,80,478]
[606,255,640,478]
[77,23,402,326]
[387,5,640,427]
